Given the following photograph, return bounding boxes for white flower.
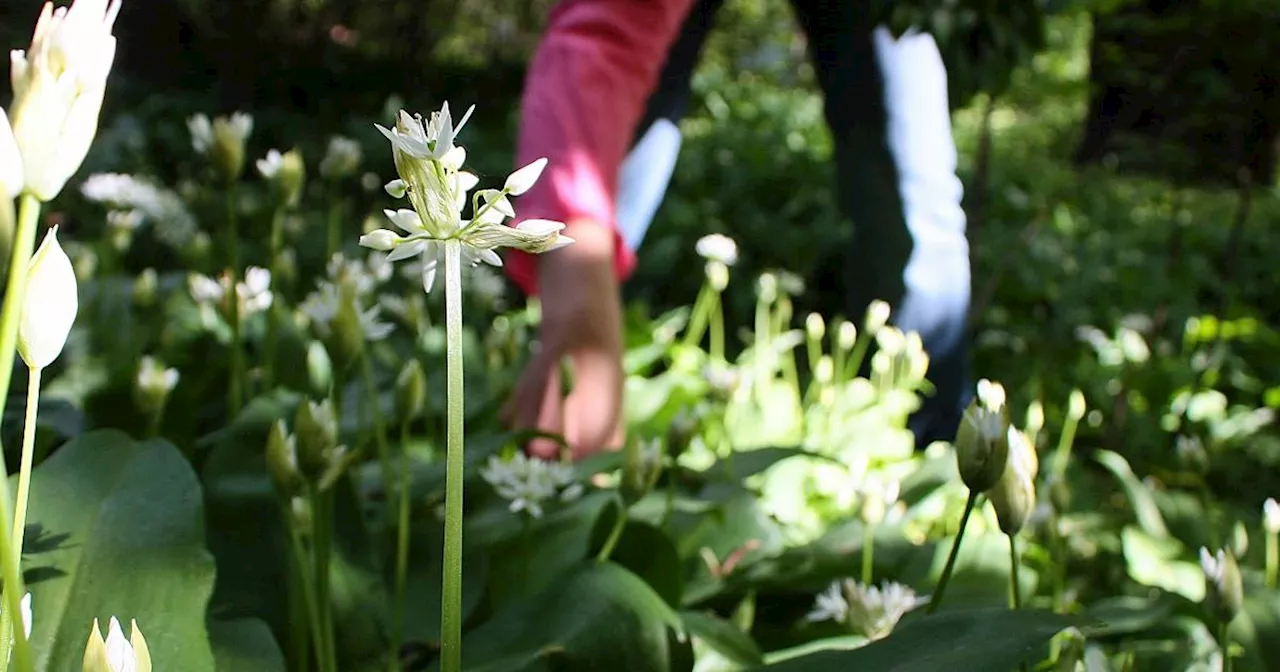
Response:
[237,266,273,315]
[9,0,123,201]
[301,281,393,342]
[136,355,178,395]
[80,173,199,249]
[320,135,362,180]
[1266,498,1280,535]
[256,148,285,178]
[84,616,151,672]
[845,580,921,640]
[187,273,224,304]
[0,111,24,198]
[363,104,572,294]
[481,453,582,519]
[186,114,213,153]
[18,226,78,369]
[695,233,738,266]
[806,583,849,623]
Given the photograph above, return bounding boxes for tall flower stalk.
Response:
[360,103,571,671]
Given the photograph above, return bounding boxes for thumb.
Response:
[563,346,624,459]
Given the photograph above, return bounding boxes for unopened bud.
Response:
[295,399,339,481]
[320,136,362,180]
[257,148,306,207]
[132,267,157,308]
[133,355,178,419]
[757,273,777,303]
[864,300,891,335]
[266,419,305,496]
[1265,498,1280,535]
[329,284,366,374]
[621,438,662,504]
[18,227,78,370]
[396,359,427,421]
[837,321,857,351]
[1200,547,1244,622]
[954,382,1011,493]
[305,341,332,398]
[210,112,253,183]
[289,495,313,536]
[988,427,1037,535]
[1067,389,1087,420]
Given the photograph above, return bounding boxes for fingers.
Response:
[508,348,565,460]
[563,345,625,460]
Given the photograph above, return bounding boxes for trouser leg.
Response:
[790,0,973,446]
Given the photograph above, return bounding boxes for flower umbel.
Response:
[807,579,923,641]
[361,104,572,293]
[480,453,583,519]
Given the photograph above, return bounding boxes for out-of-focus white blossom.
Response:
[80,173,199,249]
[807,579,922,641]
[320,135,362,180]
[695,233,738,266]
[187,267,273,319]
[480,452,583,519]
[18,226,78,369]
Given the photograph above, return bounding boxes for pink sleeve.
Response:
[503,0,696,296]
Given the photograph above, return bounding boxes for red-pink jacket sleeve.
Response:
[503,0,696,296]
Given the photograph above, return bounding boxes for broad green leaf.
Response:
[1120,526,1204,602]
[1094,450,1169,539]
[209,617,286,672]
[757,608,1079,671]
[22,430,217,671]
[442,561,683,672]
[592,518,684,607]
[682,610,763,666]
[1082,594,1178,637]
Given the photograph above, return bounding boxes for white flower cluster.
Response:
[480,452,584,519]
[188,267,273,317]
[300,253,395,342]
[80,172,199,249]
[806,579,922,641]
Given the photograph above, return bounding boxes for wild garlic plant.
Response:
[0,1,123,668]
[358,102,571,672]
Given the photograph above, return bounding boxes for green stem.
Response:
[1221,620,1232,672]
[440,240,466,672]
[596,505,628,563]
[0,193,45,672]
[225,186,244,415]
[861,522,875,585]
[312,489,336,672]
[263,207,286,389]
[11,368,40,561]
[326,195,344,260]
[928,489,979,614]
[843,334,872,382]
[709,291,725,364]
[1267,531,1277,590]
[287,517,325,672]
[360,354,394,505]
[681,284,712,351]
[1009,534,1022,610]
[392,422,413,672]
[1051,409,1080,482]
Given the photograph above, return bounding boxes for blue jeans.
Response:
[615,0,973,446]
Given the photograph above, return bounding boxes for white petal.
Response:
[422,265,437,294]
[504,157,547,196]
[383,208,424,235]
[386,239,426,262]
[104,616,135,672]
[476,248,503,267]
[0,109,23,198]
[358,229,400,251]
[384,179,407,198]
[515,219,566,236]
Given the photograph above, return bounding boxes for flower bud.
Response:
[305,341,333,399]
[319,136,362,180]
[621,438,662,504]
[1264,498,1280,535]
[209,112,254,183]
[289,495,313,536]
[395,359,426,421]
[19,226,78,370]
[1067,389,1087,421]
[988,427,1037,535]
[133,355,178,419]
[266,419,305,497]
[837,320,857,351]
[1200,547,1244,622]
[329,284,366,374]
[83,616,151,672]
[954,381,1010,493]
[131,267,158,308]
[695,233,738,266]
[295,399,339,481]
[257,148,306,207]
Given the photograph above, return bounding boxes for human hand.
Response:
[504,222,625,460]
